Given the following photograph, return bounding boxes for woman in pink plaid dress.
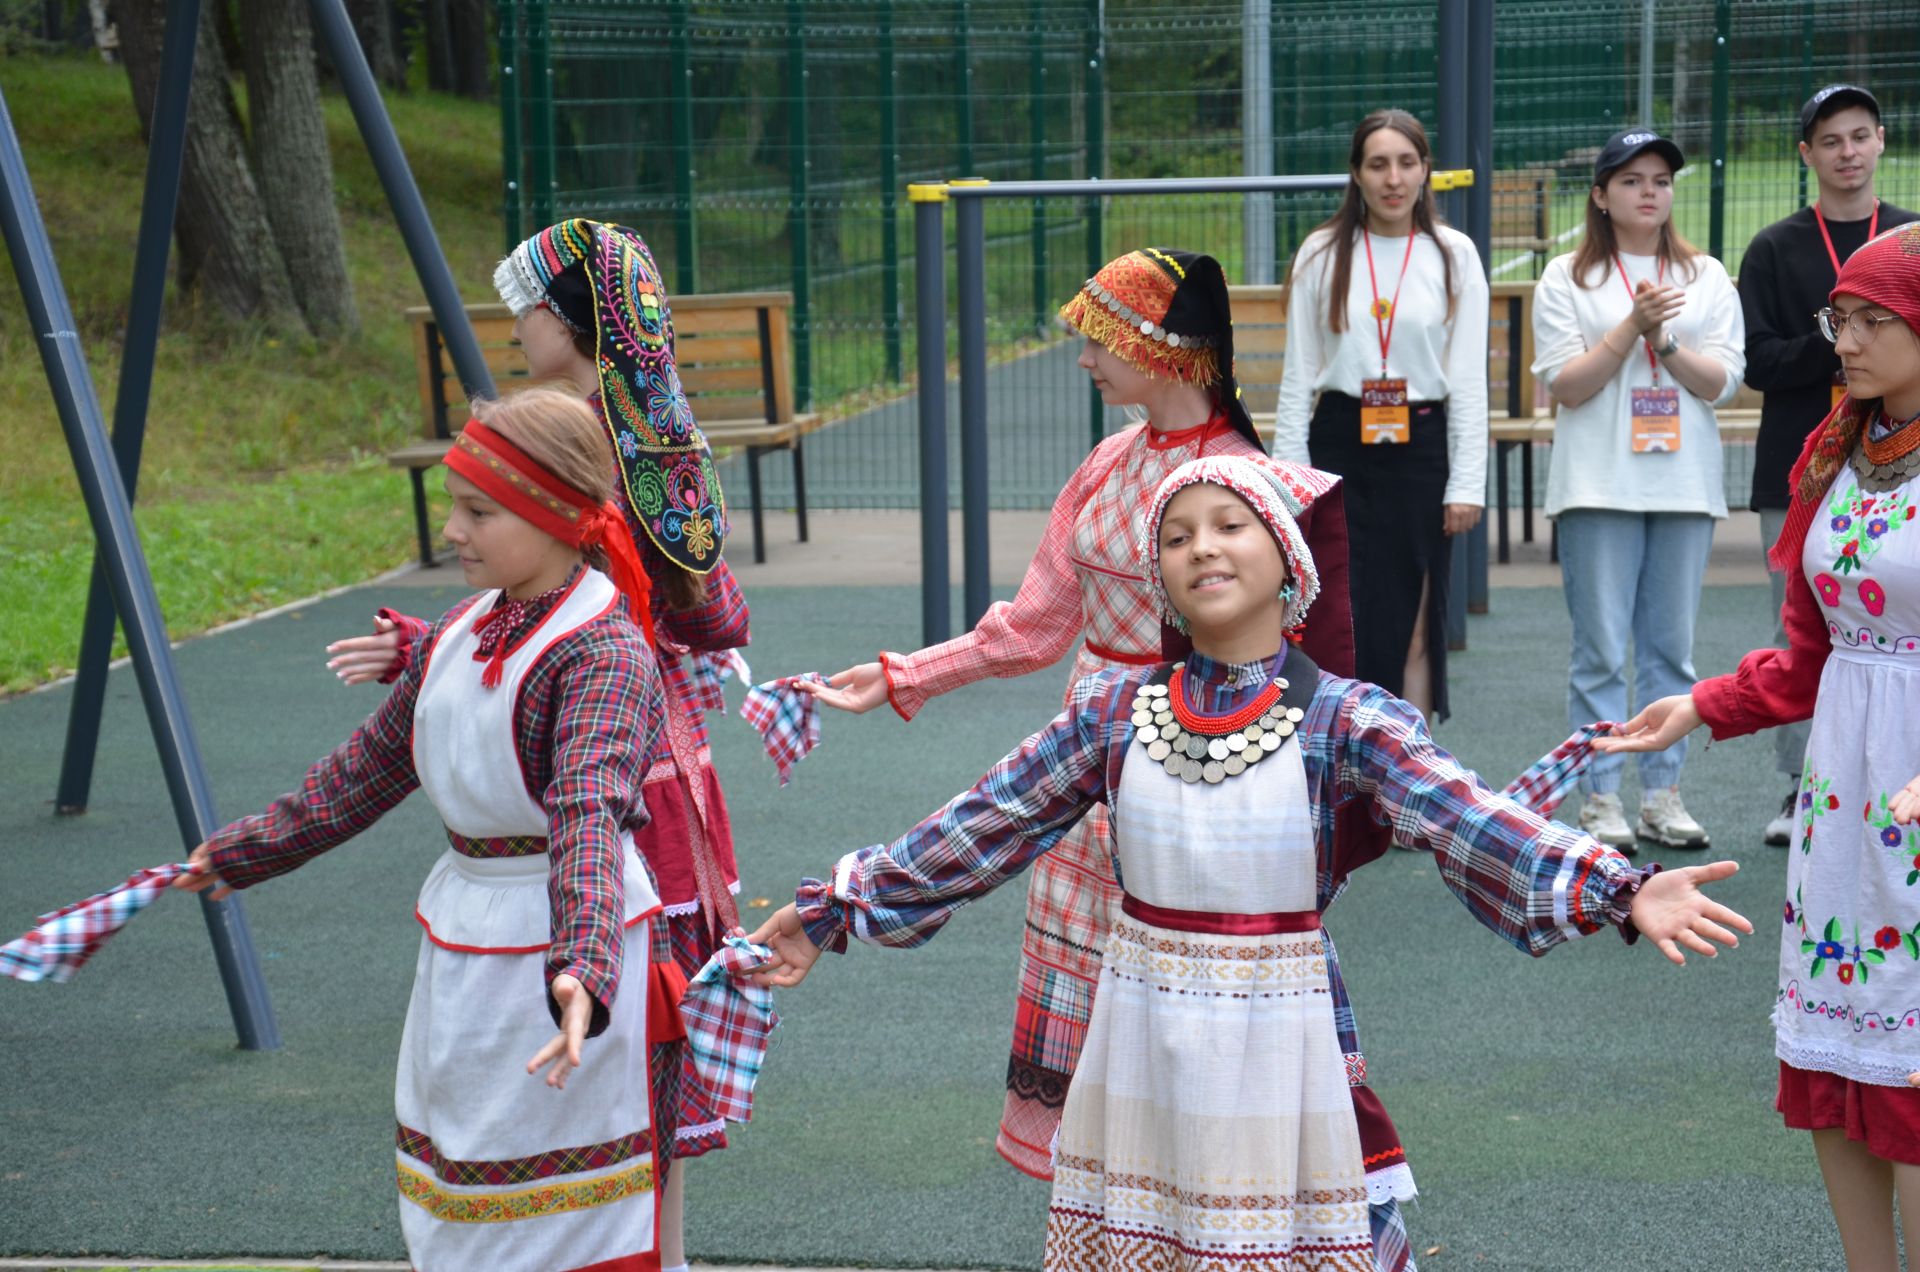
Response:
[804,248,1355,1176]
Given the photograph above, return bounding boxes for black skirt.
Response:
[1307,391,1452,720]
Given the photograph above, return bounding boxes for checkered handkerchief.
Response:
[686,649,752,716]
[740,673,824,786]
[679,935,780,1124]
[1,862,189,983]
[1501,723,1616,820]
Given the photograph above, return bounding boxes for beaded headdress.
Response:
[1059,248,1261,448]
[1142,455,1323,632]
[494,219,728,575]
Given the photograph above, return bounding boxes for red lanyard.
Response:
[1613,253,1667,384]
[1813,199,1879,278]
[1363,229,1418,378]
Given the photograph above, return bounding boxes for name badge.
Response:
[1630,386,1682,453]
[1833,369,1848,412]
[1360,378,1410,444]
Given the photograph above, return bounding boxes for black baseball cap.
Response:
[1800,84,1881,140]
[1593,129,1686,184]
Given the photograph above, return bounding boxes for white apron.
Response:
[397,570,663,1272]
[1778,469,1920,1086]
[1043,703,1375,1271]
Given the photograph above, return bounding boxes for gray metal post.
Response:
[1464,0,1495,617]
[955,187,991,628]
[57,0,202,815]
[1639,0,1656,129]
[309,0,498,400]
[913,185,952,645]
[1240,0,1274,285]
[1437,0,1469,651]
[0,85,280,1052]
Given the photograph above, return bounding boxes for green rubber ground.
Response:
[0,581,1837,1269]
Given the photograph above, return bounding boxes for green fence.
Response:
[497,0,1920,509]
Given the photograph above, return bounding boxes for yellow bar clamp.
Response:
[907,182,950,203]
[1429,169,1476,191]
[948,177,991,187]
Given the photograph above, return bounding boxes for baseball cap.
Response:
[1593,129,1687,184]
[1800,84,1881,140]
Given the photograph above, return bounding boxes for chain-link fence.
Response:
[497,0,1920,509]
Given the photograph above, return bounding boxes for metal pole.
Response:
[880,0,902,382]
[787,0,812,410]
[1437,0,1468,652]
[525,0,554,229]
[1464,0,1494,620]
[1085,0,1107,450]
[1797,1,1813,208]
[1710,0,1730,260]
[955,0,974,177]
[1029,0,1048,330]
[1241,0,1274,285]
[497,0,522,252]
[912,184,952,645]
[58,0,202,815]
[669,0,698,295]
[1638,0,1655,129]
[0,85,280,1052]
[954,181,992,628]
[309,0,498,400]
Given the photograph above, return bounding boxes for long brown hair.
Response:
[1294,109,1456,335]
[1569,159,1702,289]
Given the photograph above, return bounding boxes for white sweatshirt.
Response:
[1530,249,1746,519]
[1271,223,1490,507]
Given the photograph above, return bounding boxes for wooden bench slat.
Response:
[676,334,774,365]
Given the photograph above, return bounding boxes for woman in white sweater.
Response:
[1530,128,1746,852]
[1274,109,1488,721]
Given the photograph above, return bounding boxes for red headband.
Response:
[447,420,656,648]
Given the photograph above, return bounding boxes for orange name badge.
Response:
[1630,386,1682,453]
[1360,378,1411,444]
[1833,370,1849,411]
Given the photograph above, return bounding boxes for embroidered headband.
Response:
[447,419,657,649]
[1142,455,1322,632]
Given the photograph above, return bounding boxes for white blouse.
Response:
[1529,250,1746,518]
[1271,223,1490,507]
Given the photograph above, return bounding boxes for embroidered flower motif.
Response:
[1784,901,1797,924]
[1799,771,1835,854]
[1828,482,1915,574]
[616,430,640,459]
[1832,515,1853,533]
[1859,578,1887,617]
[1866,792,1920,885]
[1838,963,1856,984]
[682,512,716,561]
[1876,926,1903,951]
[1868,517,1891,539]
[1815,939,1846,961]
[1814,573,1843,606]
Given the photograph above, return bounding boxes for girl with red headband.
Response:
[176,388,670,1272]
[1599,222,1920,1266]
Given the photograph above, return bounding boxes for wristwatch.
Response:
[1654,330,1680,358]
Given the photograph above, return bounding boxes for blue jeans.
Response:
[1557,510,1716,794]
[1760,506,1811,781]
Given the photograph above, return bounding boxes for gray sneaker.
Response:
[1763,788,1796,848]
[1578,792,1637,854]
[1639,787,1711,850]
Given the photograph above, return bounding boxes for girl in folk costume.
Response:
[801,249,1345,1177]
[1598,223,1920,1270]
[1273,108,1489,721]
[751,453,1751,1272]
[179,390,670,1272]
[326,220,749,1269]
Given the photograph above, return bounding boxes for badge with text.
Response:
[1360,378,1411,444]
[1832,369,1849,412]
[1630,386,1682,453]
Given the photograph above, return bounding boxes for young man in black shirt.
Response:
[1738,83,1916,846]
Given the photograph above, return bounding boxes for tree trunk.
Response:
[112,0,301,327]
[447,0,490,99]
[239,0,358,334]
[420,0,454,92]
[344,0,407,91]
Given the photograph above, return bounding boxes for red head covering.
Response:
[1831,221,1920,329]
[447,420,657,681]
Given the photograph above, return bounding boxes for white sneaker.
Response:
[1578,792,1636,853]
[1639,787,1711,850]
[1763,788,1796,848]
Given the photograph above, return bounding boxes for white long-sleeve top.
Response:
[1529,250,1746,519]
[1271,223,1490,507]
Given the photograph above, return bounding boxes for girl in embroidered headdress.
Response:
[1598,222,1920,1269]
[749,452,1751,1272]
[325,220,751,1271]
[178,389,668,1272]
[800,248,1330,1179]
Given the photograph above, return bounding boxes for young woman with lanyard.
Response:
[1273,108,1489,723]
[1530,129,1746,852]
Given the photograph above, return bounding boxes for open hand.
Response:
[1628,860,1753,965]
[1629,279,1686,335]
[796,662,889,715]
[527,974,592,1089]
[1889,775,1920,825]
[742,903,822,988]
[1592,693,1702,754]
[170,842,233,902]
[325,615,403,686]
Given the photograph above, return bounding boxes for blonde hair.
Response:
[467,387,615,505]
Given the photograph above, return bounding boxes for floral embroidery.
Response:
[1859,578,1888,617]
[1814,572,1843,607]
[1784,883,1808,937]
[1866,792,1920,886]
[396,1157,653,1223]
[1826,622,1920,654]
[1778,980,1920,1035]
[1799,771,1837,854]
[1802,914,1920,981]
[1827,480,1917,574]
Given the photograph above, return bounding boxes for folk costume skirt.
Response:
[396,847,661,1272]
[1043,899,1375,1272]
[1308,392,1452,720]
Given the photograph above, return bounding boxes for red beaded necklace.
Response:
[1166,667,1284,734]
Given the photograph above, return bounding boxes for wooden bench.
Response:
[392,291,823,567]
[1491,168,1555,275]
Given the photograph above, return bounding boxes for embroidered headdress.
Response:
[1058,247,1261,448]
[1142,455,1324,633]
[494,219,728,575]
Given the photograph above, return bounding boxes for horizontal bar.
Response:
[942,174,1351,198]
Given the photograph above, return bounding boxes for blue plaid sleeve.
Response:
[794,671,1132,951]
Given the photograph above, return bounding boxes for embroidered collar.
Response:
[1144,411,1229,452]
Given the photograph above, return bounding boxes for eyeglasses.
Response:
[1817,306,1906,346]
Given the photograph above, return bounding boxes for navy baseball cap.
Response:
[1800,84,1881,140]
[1593,129,1686,184]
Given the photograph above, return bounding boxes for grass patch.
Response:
[0,52,499,693]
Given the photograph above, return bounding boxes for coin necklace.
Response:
[1129,668,1308,785]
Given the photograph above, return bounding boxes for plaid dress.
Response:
[878,417,1277,1176]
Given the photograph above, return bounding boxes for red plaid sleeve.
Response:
[653,555,751,653]
[374,608,434,685]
